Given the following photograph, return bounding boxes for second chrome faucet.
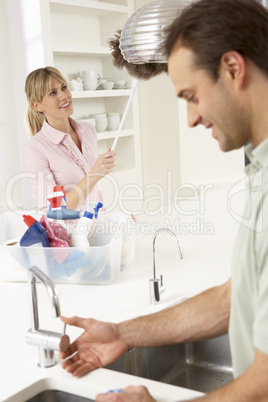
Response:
[149,228,183,305]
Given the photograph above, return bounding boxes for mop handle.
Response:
[111,78,140,151]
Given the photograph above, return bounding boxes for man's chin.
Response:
[218,139,231,153]
[219,141,239,153]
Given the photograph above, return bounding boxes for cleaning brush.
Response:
[108,30,168,81]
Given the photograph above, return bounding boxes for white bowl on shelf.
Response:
[77,118,96,128]
[102,81,115,90]
[114,80,126,88]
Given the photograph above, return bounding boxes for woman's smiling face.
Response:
[33,78,73,126]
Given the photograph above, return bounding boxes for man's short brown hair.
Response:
[164,0,268,80]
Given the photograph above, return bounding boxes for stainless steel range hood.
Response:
[119,0,193,64]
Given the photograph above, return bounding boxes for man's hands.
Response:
[60,317,157,400]
[60,316,128,377]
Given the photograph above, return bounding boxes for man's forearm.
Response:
[117,279,231,348]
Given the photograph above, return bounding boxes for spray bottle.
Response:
[53,185,67,209]
[20,215,50,247]
[70,211,94,247]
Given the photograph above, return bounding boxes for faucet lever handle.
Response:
[60,333,70,353]
[159,274,166,294]
[61,322,71,352]
[160,274,164,287]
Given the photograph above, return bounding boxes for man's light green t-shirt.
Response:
[229,138,268,377]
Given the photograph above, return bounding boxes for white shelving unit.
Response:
[52,45,112,56]
[42,0,142,211]
[70,89,132,98]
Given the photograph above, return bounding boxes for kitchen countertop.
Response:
[0,185,244,401]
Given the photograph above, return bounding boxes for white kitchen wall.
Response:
[178,100,245,187]
[137,74,182,212]
[0,0,21,211]
[1,0,53,211]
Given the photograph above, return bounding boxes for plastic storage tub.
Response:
[1,227,122,285]
[0,211,126,285]
[98,211,136,269]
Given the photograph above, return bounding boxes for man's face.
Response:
[168,46,249,152]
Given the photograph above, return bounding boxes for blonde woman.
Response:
[24,66,116,211]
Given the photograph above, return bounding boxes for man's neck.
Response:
[247,65,268,146]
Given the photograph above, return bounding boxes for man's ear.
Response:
[32,101,43,113]
[220,51,246,89]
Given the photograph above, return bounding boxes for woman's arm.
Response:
[65,149,116,210]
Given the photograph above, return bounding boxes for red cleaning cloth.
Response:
[39,215,69,248]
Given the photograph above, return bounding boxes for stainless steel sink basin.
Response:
[106,333,233,393]
[26,390,94,402]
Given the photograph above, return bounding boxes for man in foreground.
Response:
[60,0,268,400]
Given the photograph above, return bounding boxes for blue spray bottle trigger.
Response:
[83,211,94,220]
[61,198,67,209]
[93,202,103,218]
[20,215,51,248]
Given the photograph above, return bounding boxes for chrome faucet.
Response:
[149,228,183,305]
[26,266,70,368]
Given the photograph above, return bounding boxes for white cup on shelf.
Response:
[77,77,84,90]
[69,79,81,91]
[90,113,107,132]
[82,71,101,90]
[107,113,120,131]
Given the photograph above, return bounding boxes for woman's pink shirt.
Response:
[24,118,103,210]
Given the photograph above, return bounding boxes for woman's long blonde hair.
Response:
[25,66,67,137]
